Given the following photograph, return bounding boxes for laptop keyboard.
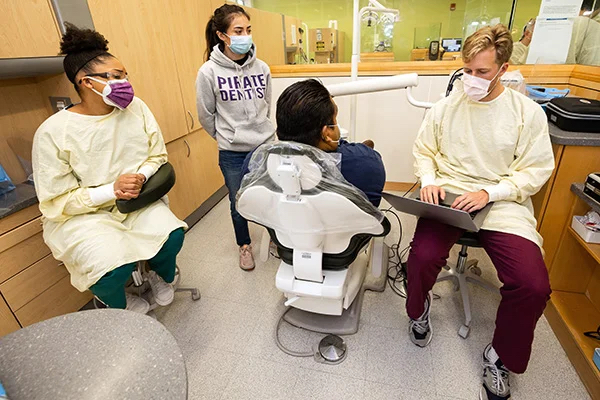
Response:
[416,197,480,219]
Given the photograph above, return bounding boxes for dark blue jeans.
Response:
[219,150,251,246]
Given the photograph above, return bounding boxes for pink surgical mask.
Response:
[462,68,502,101]
[87,77,135,109]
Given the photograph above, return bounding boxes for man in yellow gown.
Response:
[406,25,554,400]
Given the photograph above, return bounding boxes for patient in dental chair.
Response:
[242,79,386,206]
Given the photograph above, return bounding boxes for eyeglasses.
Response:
[79,71,128,84]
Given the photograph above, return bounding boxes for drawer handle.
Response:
[186,110,195,130]
[184,139,191,158]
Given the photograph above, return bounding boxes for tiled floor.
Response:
[154,197,591,400]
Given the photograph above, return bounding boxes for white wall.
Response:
[271,75,450,183]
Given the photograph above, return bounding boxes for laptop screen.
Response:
[442,38,462,52]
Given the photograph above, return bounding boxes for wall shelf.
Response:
[0,57,64,80]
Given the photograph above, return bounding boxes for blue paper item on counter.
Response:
[0,381,8,399]
[526,86,570,110]
[0,164,16,196]
[595,348,600,372]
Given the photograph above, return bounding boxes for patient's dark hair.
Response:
[276,79,336,147]
[59,23,113,91]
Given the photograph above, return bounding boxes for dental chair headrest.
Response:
[266,154,322,191]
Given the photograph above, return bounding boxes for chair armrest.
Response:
[116,162,176,214]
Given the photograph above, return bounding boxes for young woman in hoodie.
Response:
[196,5,275,271]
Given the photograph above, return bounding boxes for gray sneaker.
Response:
[408,291,433,347]
[480,344,511,400]
[125,293,151,314]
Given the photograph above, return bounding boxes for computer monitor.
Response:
[442,38,462,52]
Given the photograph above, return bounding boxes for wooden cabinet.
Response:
[0,0,61,58]
[166,0,213,133]
[284,16,301,49]
[167,129,224,220]
[0,295,20,336]
[88,0,225,221]
[244,6,285,66]
[538,145,600,270]
[0,205,91,336]
[284,16,304,65]
[545,187,600,399]
[192,129,224,200]
[166,135,199,220]
[88,0,188,143]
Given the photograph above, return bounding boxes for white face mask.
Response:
[326,124,341,144]
[462,67,503,101]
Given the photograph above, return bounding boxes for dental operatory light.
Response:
[350,0,401,140]
[362,10,378,28]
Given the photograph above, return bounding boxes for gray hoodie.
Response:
[196,44,275,152]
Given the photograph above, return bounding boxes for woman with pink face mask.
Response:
[32,24,187,314]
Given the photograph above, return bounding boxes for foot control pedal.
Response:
[314,334,347,365]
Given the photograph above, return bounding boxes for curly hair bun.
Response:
[59,22,109,55]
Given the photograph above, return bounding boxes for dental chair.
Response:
[237,142,390,337]
[94,162,200,311]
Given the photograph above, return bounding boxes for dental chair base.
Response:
[278,239,388,336]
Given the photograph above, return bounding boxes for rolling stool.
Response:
[93,262,200,312]
[94,162,200,311]
[436,232,497,339]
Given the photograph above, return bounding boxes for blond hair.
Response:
[462,24,513,65]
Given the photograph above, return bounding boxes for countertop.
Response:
[0,182,37,220]
[571,183,600,215]
[549,123,600,147]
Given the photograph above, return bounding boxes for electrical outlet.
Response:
[49,96,72,113]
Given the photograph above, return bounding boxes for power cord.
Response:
[403,181,419,197]
[380,205,409,298]
[446,68,464,97]
[275,308,314,357]
[380,183,440,300]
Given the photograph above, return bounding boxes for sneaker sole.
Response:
[154,292,175,307]
[128,303,151,314]
[409,320,433,348]
[240,264,255,271]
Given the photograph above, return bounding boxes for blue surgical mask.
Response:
[226,34,253,55]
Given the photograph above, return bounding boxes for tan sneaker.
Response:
[239,245,255,271]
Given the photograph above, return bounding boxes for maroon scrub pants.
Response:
[405,218,551,374]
